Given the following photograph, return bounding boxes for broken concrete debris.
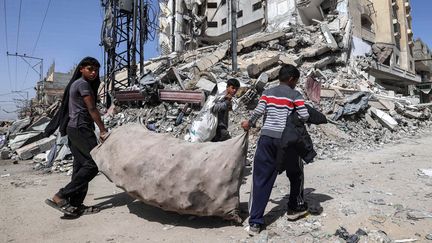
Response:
[16,136,56,160]
[320,23,339,51]
[334,227,367,243]
[247,55,279,78]
[407,210,432,220]
[1,5,431,181]
[370,108,398,131]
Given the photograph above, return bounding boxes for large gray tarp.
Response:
[91,123,247,222]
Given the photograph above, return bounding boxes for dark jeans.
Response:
[57,126,98,207]
[248,136,305,225]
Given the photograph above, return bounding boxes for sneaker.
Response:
[248,223,262,236]
[287,203,309,221]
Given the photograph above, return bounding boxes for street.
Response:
[1,130,431,243]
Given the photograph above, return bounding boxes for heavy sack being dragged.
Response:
[91,123,248,222]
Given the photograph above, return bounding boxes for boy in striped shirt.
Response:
[241,64,310,234]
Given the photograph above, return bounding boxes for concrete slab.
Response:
[192,44,229,73]
[196,78,216,92]
[237,31,285,52]
[247,55,280,78]
[25,117,51,132]
[8,118,31,136]
[265,66,282,81]
[365,113,379,129]
[370,108,398,131]
[16,136,56,160]
[321,23,339,50]
[8,132,44,151]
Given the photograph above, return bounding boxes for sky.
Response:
[0,0,431,120]
[0,0,160,120]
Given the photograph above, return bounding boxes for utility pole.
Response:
[6,52,44,81]
[101,0,146,107]
[130,0,138,85]
[230,0,238,73]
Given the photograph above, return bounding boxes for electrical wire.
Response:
[3,0,12,91]
[15,0,23,90]
[21,0,52,89]
[0,87,33,97]
[31,0,51,55]
[144,1,160,41]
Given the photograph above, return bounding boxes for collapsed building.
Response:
[159,0,430,95]
[1,0,432,176]
[35,62,74,105]
[413,38,432,103]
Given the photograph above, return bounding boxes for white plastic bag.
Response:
[189,96,218,142]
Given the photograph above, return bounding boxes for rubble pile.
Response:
[101,19,432,159]
[0,114,74,174]
[1,14,432,170]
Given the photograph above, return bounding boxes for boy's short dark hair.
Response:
[278,64,300,82]
[227,78,240,88]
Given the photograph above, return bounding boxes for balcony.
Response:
[406,13,412,20]
[407,28,413,36]
[405,1,411,10]
[415,52,432,73]
[415,59,432,73]
[361,27,376,43]
[369,62,422,87]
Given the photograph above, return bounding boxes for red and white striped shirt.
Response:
[249,84,309,138]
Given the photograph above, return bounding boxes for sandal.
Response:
[78,205,101,215]
[60,213,81,220]
[45,198,78,216]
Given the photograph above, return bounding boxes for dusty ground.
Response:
[1,130,432,243]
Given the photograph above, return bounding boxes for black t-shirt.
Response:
[67,78,94,128]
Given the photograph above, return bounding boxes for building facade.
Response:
[158,0,342,54]
[349,0,420,94]
[35,63,73,105]
[413,39,432,102]
[159,0,427,96]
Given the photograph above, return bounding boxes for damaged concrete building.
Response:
[159,0,426,96]
[159,0,343,53]
[413,38,432,103]
[350,0,420,95]
[35,62,73,105]
[7,0,430,171]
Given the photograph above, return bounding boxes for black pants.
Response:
[249,136,305,225]
[57,126,98,207]
[285,155,305,209]
[212,127,231,142]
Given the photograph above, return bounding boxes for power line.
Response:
[0,87,33,97]
[3,0,12,90]
[21,0,52,89]
[31,0,51,55]
[15,0,23,90]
